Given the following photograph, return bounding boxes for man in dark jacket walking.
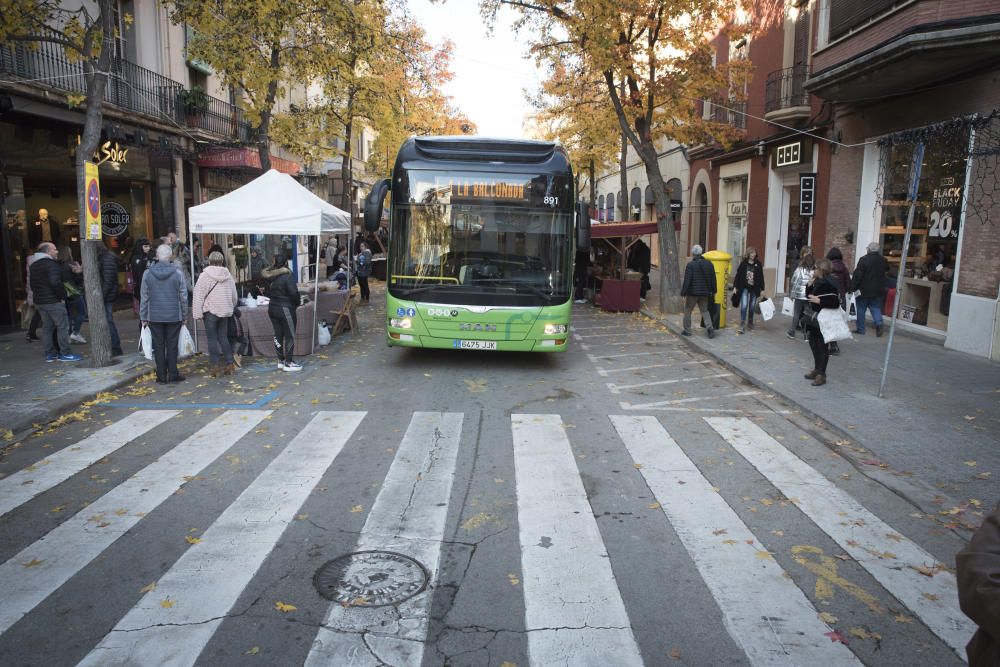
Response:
[140,244,188,383]
[681,244,717,339]
[849,242,890,336]
[99,246,123,355]
[28,242,82,362]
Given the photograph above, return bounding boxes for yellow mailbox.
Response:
[702,249,732,328]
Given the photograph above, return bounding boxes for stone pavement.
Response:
[638,270,1000,525]
[0,307,150,438]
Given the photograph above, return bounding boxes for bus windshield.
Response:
[389,170,573,306]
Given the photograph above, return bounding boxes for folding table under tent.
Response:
[188,168,353,352]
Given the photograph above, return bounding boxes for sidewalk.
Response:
[640,270,1000,522]
[0,308,149,438]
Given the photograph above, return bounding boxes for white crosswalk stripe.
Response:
[612,415,861,665]
[706,417,975,659]
[0,410,179,518]
[512,414,644,666]
[78,411,364,667]
[306,412,464,667]
[0,410,269,636]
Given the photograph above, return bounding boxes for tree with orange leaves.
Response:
[482,0,782,311]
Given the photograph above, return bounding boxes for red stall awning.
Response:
[590,221,658,238]
[197,148,301,175]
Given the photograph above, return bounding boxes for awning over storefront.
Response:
[590,221,658,238]
[197,147,301,175]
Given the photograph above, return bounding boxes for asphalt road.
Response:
[0,296,975,666]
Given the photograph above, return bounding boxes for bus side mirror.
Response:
[364,178,390,233]
[576,202,591,252]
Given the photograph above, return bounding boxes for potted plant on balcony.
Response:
[178,85,209,124]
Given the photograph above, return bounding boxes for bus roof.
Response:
[399,136,569,167]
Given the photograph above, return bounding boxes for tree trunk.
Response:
[341,117,354,235]
[256,46,282,173]
[619,131,628,221]
[618,82,629,222]
[636,139,682,313]
[77,4,116,368]
[588,158,596,206]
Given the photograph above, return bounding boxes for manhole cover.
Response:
[313,550,429,607]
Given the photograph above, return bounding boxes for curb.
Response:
[6,358,150,440]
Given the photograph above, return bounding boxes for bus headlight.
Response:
[390,318,413,329]
[544,323,567,335]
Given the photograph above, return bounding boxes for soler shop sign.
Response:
[101,202,130,237]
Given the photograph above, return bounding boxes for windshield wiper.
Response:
[398,283,454,297]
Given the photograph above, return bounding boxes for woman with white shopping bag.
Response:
[803,258,842,387]
[732,247,765,335]
[825,247,852,356]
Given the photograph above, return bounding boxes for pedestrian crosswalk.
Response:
[0,409,974,666]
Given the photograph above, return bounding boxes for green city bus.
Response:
[363,136,589,352]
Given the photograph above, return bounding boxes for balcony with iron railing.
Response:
[708,99,747,131]
[0,34,252,144]
[764,65,810,123]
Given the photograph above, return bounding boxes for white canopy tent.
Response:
[188,169,353,352]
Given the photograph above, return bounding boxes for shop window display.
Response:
[878,131,967,330]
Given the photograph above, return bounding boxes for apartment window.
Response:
[829,0,902,42]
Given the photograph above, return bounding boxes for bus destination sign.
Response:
[450,179,526,201]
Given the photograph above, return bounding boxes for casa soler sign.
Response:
[101,202,130,237]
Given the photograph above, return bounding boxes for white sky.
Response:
[407,0,542,138]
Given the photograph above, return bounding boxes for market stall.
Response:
[188,169,352,352]
[589,220,658,312]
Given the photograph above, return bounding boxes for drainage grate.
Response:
[313,550,429,607]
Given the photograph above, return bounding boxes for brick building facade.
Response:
[808,0,1000,359]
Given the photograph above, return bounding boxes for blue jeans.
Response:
[67,295,85,334]
[739,289,758,325]
[104,301,121,351]
[855,297,883,333]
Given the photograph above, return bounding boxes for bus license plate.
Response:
[455,340,497,350]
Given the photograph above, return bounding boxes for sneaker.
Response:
[277,361,287,370]
[168,375,186,383]
[574,299,587,304]
[26,334,40,342]
[45,353,58,362]
[737,328,745,335]
[112,347,124,356]
[57,353,83,362]
[681,331,692,337]
[69,332,87,344]
[786,331,796,340]
[282,361,302,372]
[876,325,884,337]
[707,329,715,339]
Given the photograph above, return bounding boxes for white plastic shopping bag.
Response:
[845,292,857,321]
[138,325,154,361]
[781,296,794,318]
[178,325,196,358]
[818,308,853,343]
[317,322,331,346]
[758,297,775,321]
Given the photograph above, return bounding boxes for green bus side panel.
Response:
[385,293,571,352]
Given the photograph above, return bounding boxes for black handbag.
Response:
[730,290,740,308]
[799,307,819,329]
